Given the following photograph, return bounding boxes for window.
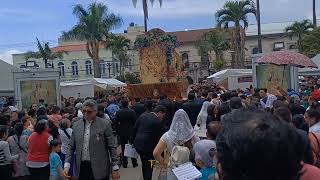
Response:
[116,63,119,73]
[252,47,259,54]
[58,62,65,76]
[273,42,285,51]
[100,60,106,74]
[182,52,189,69]
[47,63,53,68]
[71,61,79,76]
[85,60,92,75]
[201,53,209,67]
[289,44,297,50]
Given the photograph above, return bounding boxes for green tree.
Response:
[300,27,320,57]
[62,3,122,78]
[285,20,314,52]
[132,0,163,32]
[195,29,230,70]
[116,73,141,84]
[25,38,66,68]
[215,0,256,68]
[105,35,131,75]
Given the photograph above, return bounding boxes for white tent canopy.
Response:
[60,78,126,98]
[60,78,126,88]
[207,69,252,82]
[299,54,320,76]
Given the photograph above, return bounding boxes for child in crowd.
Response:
[21,116,33,137]
[0,125,19,180]
[206,121,222,142]
[49,139,65,180]
[193,140,217,180]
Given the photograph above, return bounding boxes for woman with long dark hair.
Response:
[7,122,30,179]
[27,120,52,180]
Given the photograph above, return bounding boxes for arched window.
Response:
[252,47,259,54]
[100,60,106,74]
[71,61,79,76]
[182,52,189,69]
[85,60,92,75]
[58,62,65,76]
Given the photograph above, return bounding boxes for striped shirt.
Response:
[0,140,18,165]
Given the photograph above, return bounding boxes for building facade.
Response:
[12,21,305,83]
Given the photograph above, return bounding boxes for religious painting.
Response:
[256,64,291,95]
[20,80,57,109]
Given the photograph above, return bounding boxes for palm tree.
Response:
[285,20,314,52]
[105,35,131,75]
[25,38,66,68]
[313,0,317,27]
[132,0,163,32]
[215,0,256,68]
[62,3,122,78]
[195,29,230,64]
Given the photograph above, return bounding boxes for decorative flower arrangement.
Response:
[134,28,179,49]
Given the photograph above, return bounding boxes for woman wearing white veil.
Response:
[153,109,200,179]
[195,101,212,138]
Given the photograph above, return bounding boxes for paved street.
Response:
[119,162,142,180]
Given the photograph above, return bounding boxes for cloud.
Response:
[103,0,319,23]
[106,0,225,19]
[0,49,23,65]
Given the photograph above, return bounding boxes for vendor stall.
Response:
[207,69,252,90]
[60,78,126,98]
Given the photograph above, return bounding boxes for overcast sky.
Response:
[0,0,319,64]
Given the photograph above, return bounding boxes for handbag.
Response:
[124,144,139,159]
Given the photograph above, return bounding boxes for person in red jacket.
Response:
[27,120,53,180]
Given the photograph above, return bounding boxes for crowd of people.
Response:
[0,80,320,180]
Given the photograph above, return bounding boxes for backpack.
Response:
[308,132,320,167]
[168,146,190,167]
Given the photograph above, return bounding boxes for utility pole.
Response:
[257,0,263,53]
[313,0,317,27]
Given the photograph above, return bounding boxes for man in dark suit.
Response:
[115,99,138,168]
[158,94,174,129]
[131,105,166,180]
[64,99,119,180]
[182,93,201,126]
[132,98,145,118]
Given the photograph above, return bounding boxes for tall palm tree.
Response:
[105,35,131,75]
[195,29,230,63]
[132,0,163,32]
[62,3,122,78]
[25,38,66,68]
[313,0,317,27]
[216,0,256,68]
[285,19,314,52]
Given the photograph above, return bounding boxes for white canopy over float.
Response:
[207,69,253,90]
[299,54,320,76]
[60,78,126,98]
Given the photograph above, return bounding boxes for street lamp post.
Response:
[256,0,263,53]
